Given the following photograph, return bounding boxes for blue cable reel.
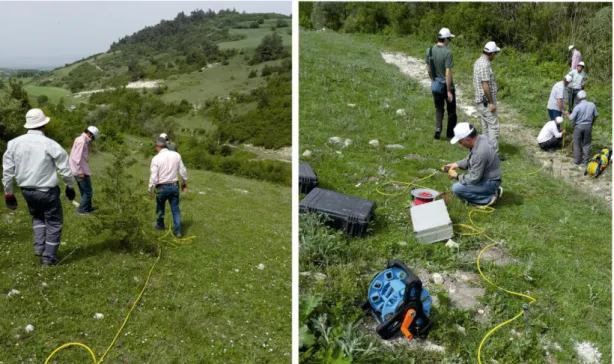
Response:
[364,260,433,340]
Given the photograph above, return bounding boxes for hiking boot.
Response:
[174,233,182,239]
[34,250,43,257]
[42,258,58,267]
[497,187,503,198]
[498,154,507,161]
[153,222,165,230]
[434,129,441,140]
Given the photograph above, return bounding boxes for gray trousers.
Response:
[476,103,500,154]
[573,124,592,165]
[21,186,63,263]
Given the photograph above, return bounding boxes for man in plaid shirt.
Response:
[473,41,504,160]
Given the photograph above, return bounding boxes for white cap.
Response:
[568,45,575,51]
[438,28,454,39]
[24,108,51,129]
[160,133,168,140]
[87,126,100,139]
[577,90,587,100]
[564,74,572,82]
[450,122,474,144]
[555,116,564,124]
[484,41,501,53]
[578,61,585,67]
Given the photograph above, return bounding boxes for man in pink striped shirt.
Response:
[568,45,582,71]
[69,126,99,215]
[149,136,188,238]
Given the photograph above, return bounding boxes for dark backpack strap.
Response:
[428,46,436,81]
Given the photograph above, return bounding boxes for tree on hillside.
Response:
[250,32,287,64]
[37,95,49,106]
[8,78,30,110]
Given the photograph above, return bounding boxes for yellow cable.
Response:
[44,246,162,364]
[375,171,438,196]
[454,208,536,364]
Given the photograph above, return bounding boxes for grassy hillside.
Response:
[299,30,611,364]
[0,151,291,363]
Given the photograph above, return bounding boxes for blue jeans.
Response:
[156,184,181,236]
[452,180,501,205]
[75,175,93,213]
[548,109,562,121]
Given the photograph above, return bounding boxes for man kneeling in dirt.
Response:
[444,122,503,206]
[537,116,566,152]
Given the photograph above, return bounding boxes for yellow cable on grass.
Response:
[375,171,438,196]
[44,246,162,364]
[454,209,536,364]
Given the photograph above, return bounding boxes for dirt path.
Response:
[381,52,611,206]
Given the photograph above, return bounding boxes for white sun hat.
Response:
[484,41,501,53]
[450,122,474,144]
[24,108,51,129]
[577,90,587,100]
[555,116,564,124]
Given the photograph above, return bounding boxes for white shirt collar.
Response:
[27,130,44,135]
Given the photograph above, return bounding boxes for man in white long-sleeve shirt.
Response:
[537,116,566,151]
[148,136,188,238]
[2,109,76,266]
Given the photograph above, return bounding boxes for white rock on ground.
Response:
[369,139,380,147]
[257,264,265,270]
[455,324,466,335]
[7,289,20,297]
[302,150,313,157]
[398,241,407,247]
[573,341,602,363]
[328,136,342,145]
[94,313,104,320]
[478,309,485,315]
[386,144,405,150]
[343,139,352,148]
[445,239,459,249]
[347,103,356,107]
[25,324,34,332]
[396,109,407,116]
[432,273,444,285]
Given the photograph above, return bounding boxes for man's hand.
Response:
[78,173,85,180]
[564,110,570,117]
[443,163,458,172]
[447,170,459,180]
[65,186,76,201]
[447,91,454,103]
[489,103,497,113]
[561,130,566,135]
[181,183,187,192]
[4,194,17,210]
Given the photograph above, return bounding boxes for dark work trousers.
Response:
[75,175,93,213]
[538,137,562,151]
[568,88,580,113]
[432,88,457,138]
[548,109,563,121]
[573,124,592,165]
[21,186,63,264]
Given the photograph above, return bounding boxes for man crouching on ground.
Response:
[443,122,503,206]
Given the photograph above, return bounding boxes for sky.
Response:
[0,1,291,69]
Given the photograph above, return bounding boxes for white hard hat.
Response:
[160,133,168,140]
[577,90,587,100]
[87,126,100,139]
[24,108,51,129]
[555,116,564,124]
[484,41,501,53]
[578,61,585,67]
[564,74,572,82]
[450,122,474,144]
[438,27,454,39]
[568,45,575,52]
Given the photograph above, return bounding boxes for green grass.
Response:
[25,85,75,105]
[219,22,292,50]
[299,30,611,363]
[0,151,291,363]
[161,57,284,105]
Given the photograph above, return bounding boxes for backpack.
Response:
[428,46,447,95]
